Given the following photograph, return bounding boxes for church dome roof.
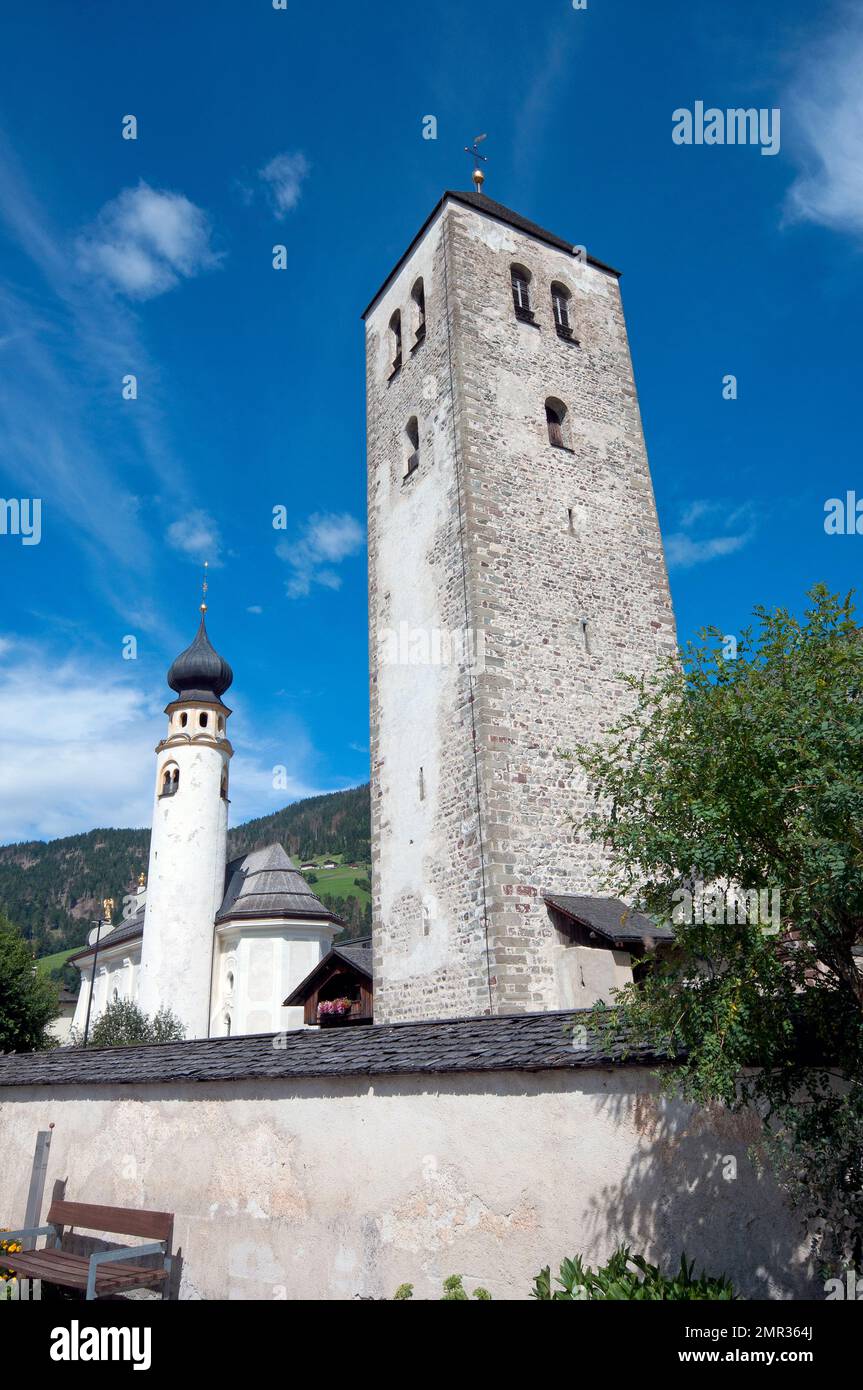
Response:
[167,615,233,704]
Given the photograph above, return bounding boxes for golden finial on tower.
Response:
[102,896,115,923]
[138,871,146,888]
[464,133,488,193]
[200,560,209,615]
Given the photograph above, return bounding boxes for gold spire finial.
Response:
[200,560,209,614]
[138,871,146,888]
[464,133,488,193]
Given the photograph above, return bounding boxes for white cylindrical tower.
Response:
[138,602,234,1039]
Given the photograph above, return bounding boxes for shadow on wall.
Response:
[581,1079,816,1300]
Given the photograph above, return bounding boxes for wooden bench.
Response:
[3,1199,174,1300]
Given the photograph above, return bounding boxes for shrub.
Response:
[70,999,186,1048]
[532,1247,736,1301]
[394,1275,491,1300]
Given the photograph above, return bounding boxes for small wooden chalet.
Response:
[284,938,373,1027]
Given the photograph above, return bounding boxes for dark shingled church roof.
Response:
[361,189,620,319]
[216,844,344,925]
[68,846,340,965]
[0,1010,675,1088]
[544,894,674,946]
[67,904,147,965]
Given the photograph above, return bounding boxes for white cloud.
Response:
[784,12,863,237]
[0,650,155,841]
[77,182,222,299]
[277,512,364,598]
[247,605,263,614]
[166,509,223,565]
[665,501,756,571]
[257,152,310,217]
[0,644,328,842]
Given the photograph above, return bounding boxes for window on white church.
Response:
[405,417,420,477]
[551,282,573,338]
[511,264,533,321]
[199,712,208,728]
[411,278,426,346]
[180,711,188,728]
[545,398,568,449]
[161,765,179,797]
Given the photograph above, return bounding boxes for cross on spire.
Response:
[201,560,209,615]
[464,133,488,192]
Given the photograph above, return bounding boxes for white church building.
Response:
[68,607,342,1040]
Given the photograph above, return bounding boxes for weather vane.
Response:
[464,133,488,192]
[201,560,209,614]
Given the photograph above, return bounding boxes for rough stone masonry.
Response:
[364,191,676,1023]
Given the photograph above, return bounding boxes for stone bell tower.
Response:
[363,185,676,1023]
[138,590,234,1038]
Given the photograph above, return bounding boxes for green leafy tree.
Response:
[71,998,186,1048]
[0,912,60,1052]
[575,587,863,1271]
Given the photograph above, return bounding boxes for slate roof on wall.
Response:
[0,1010,673,1088]
[545,895,674,945]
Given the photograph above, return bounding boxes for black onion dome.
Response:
[167,615,233,703]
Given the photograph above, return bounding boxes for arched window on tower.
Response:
[180,711,188,728]
[545,397,569,449]
[389,309,402,375]
[221,770,228,801]
[411,277,426,347]
[160,764,179,797]
[405,417,420,477]
[551,282,574,340]
[511,264,534,322]
[199,712,208,728]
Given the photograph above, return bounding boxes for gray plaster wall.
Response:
[0,1068,814,1301]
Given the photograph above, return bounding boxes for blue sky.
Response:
[0,0,861,842]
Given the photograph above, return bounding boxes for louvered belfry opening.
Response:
[546,401,565,448]
[552,282,573,337]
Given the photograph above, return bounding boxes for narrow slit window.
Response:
[405,417,420,477]
[389,310,403,374]
[411,278,426,346]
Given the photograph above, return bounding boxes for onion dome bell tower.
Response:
[139,574,234,1039]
